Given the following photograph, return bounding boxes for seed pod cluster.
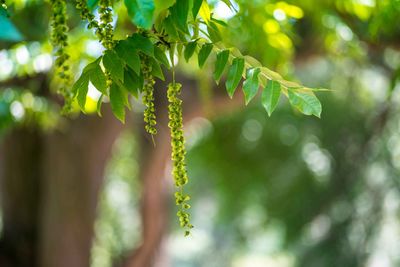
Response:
[98,0,114,50]
[75,0,99,30]
[167,82,193,236]
[49,0,73,112]
[142,57,158,136]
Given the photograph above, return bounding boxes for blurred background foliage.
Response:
[1,0,400,267]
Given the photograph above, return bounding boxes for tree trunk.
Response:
[0,106,125,267]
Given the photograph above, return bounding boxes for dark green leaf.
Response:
[109,83,126,122]
[162,16,179,39]
[192,0,202,18]
[207,21,222,42]
[225,57,245,98]
[126,33,154,56]
[154,46,170,68]
[243,68,260,105]
[114,42,141,74]
[124,0,155,30]
[103,50,125,82]
[170,0,189,33]
[262,80,281,116]
[150,57,164,80]
[288,89,322,117]
[184,41,197,62]
[198,43,213,68]
[214,49,229,83]
[123,68,141,97]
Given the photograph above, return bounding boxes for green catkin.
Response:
[75,0,99,30]
[98,0,115,50]
[49,0,73,113]
[142,56,158,137]
[167,82,193,236]
[76,0,114,50]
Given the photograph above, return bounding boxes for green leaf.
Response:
[262,80,281,116]
[114,41,141,74]
[72,74,90,110]
[214,49,229,84]
[154,46,170,68]
[123,68,141,97]
[225,57,245,98]
[287,89,322,117]
[126,33,154,56]
[109,83,126,123]
[170,0,189,33]
[198,43,213,68]
[154,0,175,15]
[89,65,107,94]
[192,0,202,18]
[124,0,155,30]
[150,57,164,80]
[103,50,125,82]
[184,41,197,62]
[199,1,211,23]
[242,68,260,105]
[96,94,104,116]
[80,58,107,94]
[87,0,99,9]
[0,9,23,42]
[207,21,222,42]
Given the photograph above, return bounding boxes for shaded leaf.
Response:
[150,57,164,80]
[192,0,202,18]
[114,41,141,74]
[126,33,154,56]
[170,0,189,33]
[123,68,141,97]
[103,50,125,82]
[207,21,222,42]
[242,68,260,105]
[109,83,126,122]
[184,40,197,62]
[214,49,229,84]
[154,46,170,68]
[198,43,213,68]
[262,80,281,116]
[225,57,245,98]
[89,65,107,94]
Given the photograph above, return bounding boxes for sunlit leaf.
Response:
[225,57,245,98]
[288,89,322,117]
[199,1,211,23]
[242,68,260,105]
[262,80,281,116]
[214,49,230,84]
